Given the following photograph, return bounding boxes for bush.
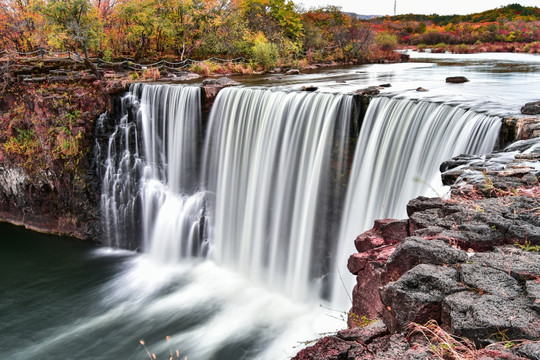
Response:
[373,32,398,52]
[251,33,279,71]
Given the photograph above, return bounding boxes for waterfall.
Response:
[331,96,501,308]
[203,88,353,300]
[100,84,205,259]
[99,85,502,307]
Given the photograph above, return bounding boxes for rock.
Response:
[286,69,300,75]
[380,264,465,332]
[201,77,239,113]
[379,83,391,87]
[347,252,369,275]
[201,76,238,86]
[385,237,468,281]
[526,280,540,312]
[442,292,540,343]
[337,320,388,342]
[367,334,410,360]
[416,87,428,92]
[350,259,390,323]
[521,101,540,115]
[301,85,318,92]
[458,263,522,298]
[477,344,532,359]
[446,76,469,83]
[516,342,540,360]
[354,219,407,253]
[406,196,444,216]
[471,247,540,282]
[355,86,380,96]
[292,336,354,360]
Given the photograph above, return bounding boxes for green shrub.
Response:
[251,33,279,71]
[373,32,398,52]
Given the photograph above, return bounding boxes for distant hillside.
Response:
[371,4,540,25]
[346,12,378,20]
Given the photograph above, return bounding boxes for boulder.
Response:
[385,237,468,281]
[355,86,381,96]
[446,76,469,83]
[292,336,355,360]
[526,280,540,313]
[516,342,540,360]
[301,85,318,92]
[380,264,465,332]
[458,263,522,298]
[471,247,540,282]
[337,320,388,343]
[521,101,540,115]
[286,69,300,75]
[442,292,540,343]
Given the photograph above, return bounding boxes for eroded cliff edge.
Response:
[0,73,125,240]
[294,136,540,359]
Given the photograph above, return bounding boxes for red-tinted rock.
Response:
[292,336,354,360]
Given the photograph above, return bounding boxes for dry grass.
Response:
[408,320,478,360]
[408,320,540,360]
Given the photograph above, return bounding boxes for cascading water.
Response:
[203,87,353,300]
[99,84,206,260]
[98,84,503,358]
[100,85,354,299]
[332,96,501,308]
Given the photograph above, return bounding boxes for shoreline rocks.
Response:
[294,139,540,359]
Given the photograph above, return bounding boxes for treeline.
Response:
[0,0,399,70]
[372,4,540,50]
[385,4,540,25]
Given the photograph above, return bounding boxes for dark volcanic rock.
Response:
[516,342,540,360]
[446,76,469,83]
[521,101,540,115]
[458,263,522,298]
[380,264,465,332]
[385,237,468,281]
[292,336,355,360]
[442,292,540,343]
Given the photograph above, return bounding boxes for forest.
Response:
[0,1,539,71]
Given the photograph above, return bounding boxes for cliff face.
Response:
[0,78,124,240]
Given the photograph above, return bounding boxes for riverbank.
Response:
[293,137,540,359]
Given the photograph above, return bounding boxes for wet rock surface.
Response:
[294,137,540,359]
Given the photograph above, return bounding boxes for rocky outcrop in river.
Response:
[294,137,540,359]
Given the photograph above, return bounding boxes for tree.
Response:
[37,0,102,78]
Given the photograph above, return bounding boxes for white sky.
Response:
[298,0,540,16]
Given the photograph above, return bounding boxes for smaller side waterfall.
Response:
[332,96,502,308]
[99,84,205,259]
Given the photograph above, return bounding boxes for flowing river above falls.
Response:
[2,52,539,360]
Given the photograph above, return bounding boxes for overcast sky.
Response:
[297,0,540,16]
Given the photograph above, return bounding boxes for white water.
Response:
[332,96,501,308]
[98,83,502,358]
[203,88,352,300]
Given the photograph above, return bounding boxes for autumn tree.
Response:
[36,0,102,77]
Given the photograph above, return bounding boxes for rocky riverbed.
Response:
[294,137,540,360]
